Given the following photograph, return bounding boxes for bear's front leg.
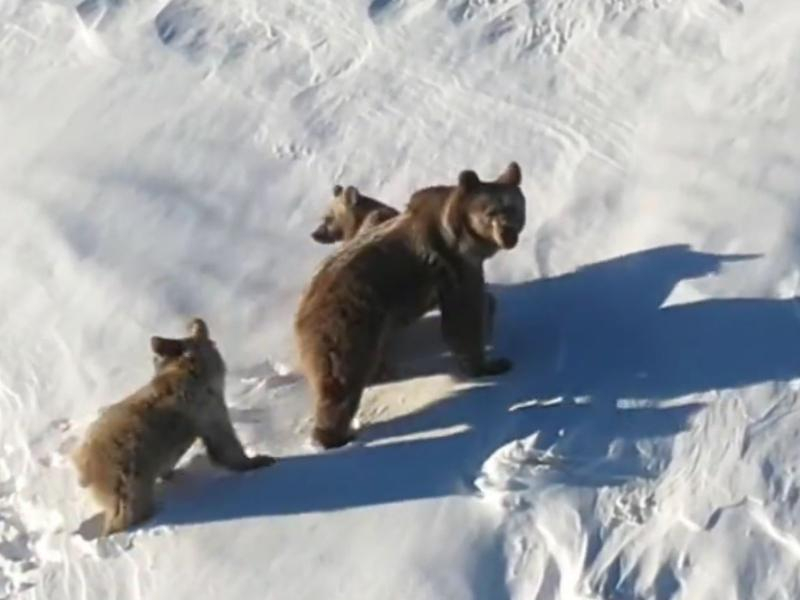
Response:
[438,270,511,377]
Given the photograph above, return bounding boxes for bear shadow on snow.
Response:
[153,244,800,526]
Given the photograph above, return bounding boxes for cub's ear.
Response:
[495,161,521,186]
[188,318,210,340]
[332,184,344,197]
[457,170,480,191]
[151,336,185,357]
[344,186,360,206]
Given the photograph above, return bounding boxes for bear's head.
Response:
[444,162,526,259]
[311,185,398,244]
[150,318,226,387]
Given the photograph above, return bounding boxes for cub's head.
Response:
[311,185,399,244]
[446,162,526,258]
[150,318,226,386]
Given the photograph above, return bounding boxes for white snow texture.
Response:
[2,0,800,598]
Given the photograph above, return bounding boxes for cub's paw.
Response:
[474,358,513,377]
[159,469,177,481]
[248,454,278,469]
[312,427,356,450]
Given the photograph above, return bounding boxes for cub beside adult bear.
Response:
[73,319,275,535]
[295,162,526,449]
[311,184,399,244]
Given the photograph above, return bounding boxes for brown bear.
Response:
[73,318,276,535]
[295,162,525,449]
[311,182,500,334]
[311,184,399,244]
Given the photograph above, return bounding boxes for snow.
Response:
[2,0,800,598]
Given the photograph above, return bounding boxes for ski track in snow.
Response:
[2,0,800,598]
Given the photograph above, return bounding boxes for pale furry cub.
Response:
[73,318,275,535]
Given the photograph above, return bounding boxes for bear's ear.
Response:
[151,336,185,358]
[344,186,361,206]
[495,162,521,186]
[457,170,480,191]
[188,318,209,340]
[332,184,344,197]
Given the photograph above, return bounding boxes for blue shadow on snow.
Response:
[153,244,800,525]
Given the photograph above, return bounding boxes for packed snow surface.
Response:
[2,0,800,598]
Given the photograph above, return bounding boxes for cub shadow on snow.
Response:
[153,244,800,527]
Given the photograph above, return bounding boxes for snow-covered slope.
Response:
[2,0,800,598]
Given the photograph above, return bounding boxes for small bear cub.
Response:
[311,184,399,244]
[73,318,275,536]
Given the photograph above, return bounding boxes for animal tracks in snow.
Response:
[0,478,64,600]
[0,508,38,599]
